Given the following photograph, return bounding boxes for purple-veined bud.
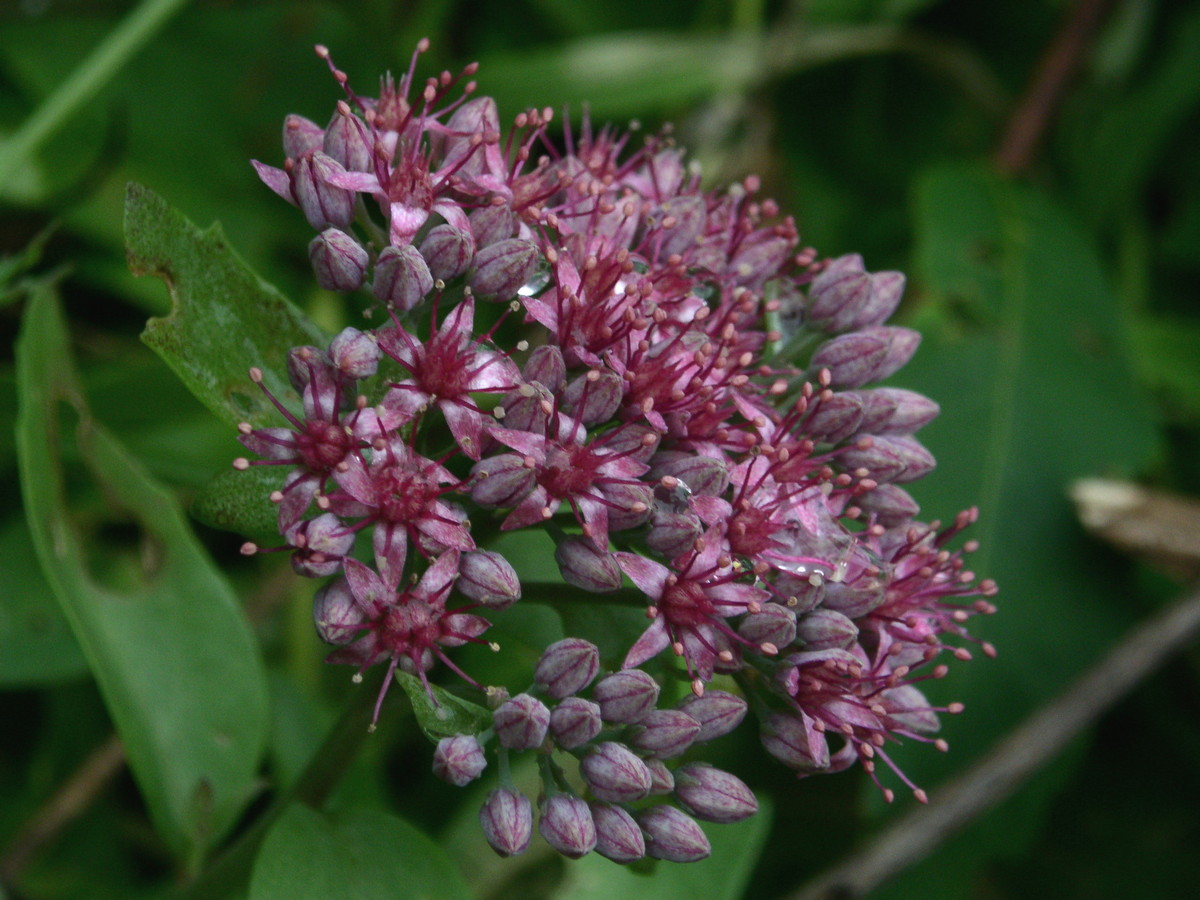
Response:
[738,602,797,650]
[637,805,711,863]
[580,741,653,803]
[480,788,533,857]
[644,757,675,795]
[841,434,936,484]
[323,103,373,172]
[312,577,364,645]
[470,453,536,508]
[432,734,487,786]
[288,512,354,578]
[589,803,646,864]
[328,326,380,379]
[493,693,550,750]
[457,550,522,610]
[285,344,325,394]
[593,669,660,724]
[496,381,554,434]
[604,482,656,534]
[862,325,922,382]
[854,483,920,526]
[676,690,748,743]
[535,638,600,699]
[673,763,758,824]
[809,330,889,389]
[470,238,539,300]
[291,151,355,231]
[539,794,597,859]
[850,387,938,436]
[555,537,622,593]
[372,243,434,311]
[820,578,886,619]
[549,697,603,750]
[283,114,324,158]
[627,709,701,759]
[646,509,702,560]
[771,569,826,614]
[655,195,707,258]
[729,232,793,290]
[760,711,830,772]
[880,683,941,733]
[522,345,567,393]
[648,451,730,497]
[560,369,623,425]
[804,392,865,444]
[795,608,859,650]
[469,204,517,248]
[806,253,871,333]
[419,224,476,282]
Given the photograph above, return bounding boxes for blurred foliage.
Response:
[2,1,1198,898]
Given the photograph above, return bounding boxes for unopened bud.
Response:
[432,734,487,786]
[470,453,536,508]
[673,763,758,823]
[291,151,355,231]
[589,802,646,864]
[627,709,701,759]
[493,693,550,750]
[522,345,567,392]
[419,224,475,282]
[457,550,522,609]
[323,105,373,172]
[760,712,830,772]
[555,537,623,593]
[539,794,597,859]
[637,805,711,862]
[738,603,797,649]
[593,669,660,724]
[676,690,748,743]
[795,608,859,650]
[804,392,865,444]
[580,741,653,803]
[288,512,354,577]
[283,114,324,158]
[809,331,889,389]
[310,228,369,292]
[560,369,623,425]
[820,578,886,619]
[535,638,600,699]
[655,195,706,258]
[470,238,539,300]
[312,577,364,645]
[646,510,702,560]
[644,757,675,795]
[854,483,920,526]
[469,204,517,248]
[648,452,730,497]
[549,697,602,749]
[480,788,533,857]
[840,434,935,484]
[328,326,380,379]
[373,243,434,311]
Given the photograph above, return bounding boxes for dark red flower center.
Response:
[297,419,352,471]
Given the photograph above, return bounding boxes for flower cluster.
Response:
[236,41,997,862]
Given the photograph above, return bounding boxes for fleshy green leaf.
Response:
[191,465,287,539]
[249,805,470,900]
[393,671,492,742]
[124,182,327,428]
[14,281,269,864]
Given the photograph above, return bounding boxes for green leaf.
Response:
[867,162,1161,897]
[549,797,773,900]
[249,804,470,900]
[124,182,327,428]
[14,282,269,865]
[191,466,287,539]
[393,670,491,742]
[0,516,89,686]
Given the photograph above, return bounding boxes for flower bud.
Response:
[729,232,793,290]
[637,806,711,862]
[535,638,600,699]
[840,434,936,484]
[555,537,622,593]
[855,387,940,436]
[738,602,797,649]
[760,712,830,772]
[854,483,920,526]
[820,578,886,619]
[522,345,567,392]
[676,690,748,743]
[469,204,517,248]
[312,577,364,645]
[470,238,539,300]
[809,330,889,389]
[470,453,536,508]
[288,512,354,578]
[457,550,522,609]
[804,392,865,444]
[862,325,922,382]
[549,697,603,750]
[419,224,475,282]
[645,509,702,560]
[493,693,550,750]
[283,114,324,158]
[539,794,596,859]
[627,709,701,759]
[580,741,653,803]
[323,103,373,172]
[328,326,380,379]
[593,669,660,724]
[644,757,675,795]
[480,788,533,857]
[648,451,730,497]
[292,151,356,231]
[806,253,871,333]
[673,763,758,823]
[655,195,707,258]
[604,482,656,533]
[432,734,487,786]
[561,369,623,425]
[795,608,859,650]
[588,803,646,864]
[372,243,434,311]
